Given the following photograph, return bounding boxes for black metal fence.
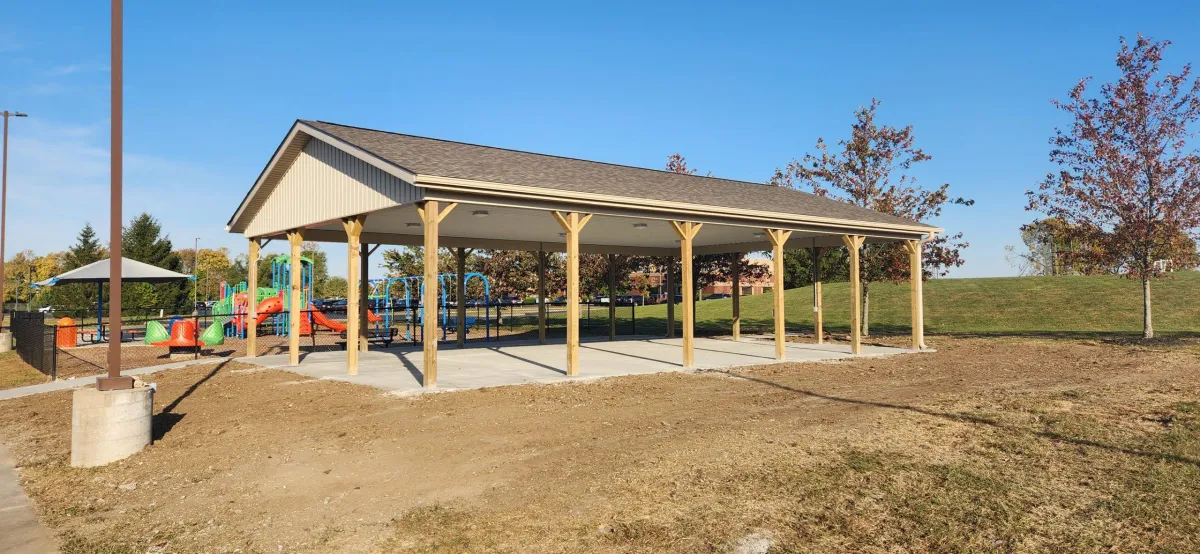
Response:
[10,311,56,378]
[16,302,662,379]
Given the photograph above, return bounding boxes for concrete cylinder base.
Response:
[0,332,11,353]
[71,385,154,468]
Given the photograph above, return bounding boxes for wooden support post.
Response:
[671,221,703,367]
[287,229,304,366]
[343,216,365,375]
[418,200,457,387]
[812,246,824,344]
[457,247,468,348]
[608,253,616,340]
[360,240,369,353]
[246,238,260,357]
[731,253,741,341]
[553,211,592,376]
[765,229,793,360]
[537,249,547,345]
[904,239,926,350]
[842,235,866,354]
[665,257,675,338]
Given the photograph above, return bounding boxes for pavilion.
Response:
[226,120,940,388]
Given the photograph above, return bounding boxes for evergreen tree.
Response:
[122,213,187,313]
[63,223,105,270]
[44,223,107,315]
[782,247,850,289]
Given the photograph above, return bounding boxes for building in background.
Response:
[702,258,772,296]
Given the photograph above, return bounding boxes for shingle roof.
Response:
[302,120,936,231]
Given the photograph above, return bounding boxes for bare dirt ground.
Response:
[0,336,1197,553]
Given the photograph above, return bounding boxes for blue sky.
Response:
[2,1,1199,278]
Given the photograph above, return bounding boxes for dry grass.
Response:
[0,351,50,390]
[0,336,1197,553]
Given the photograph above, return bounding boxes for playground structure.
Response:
[368,272,492,342]
[47,258,499,357]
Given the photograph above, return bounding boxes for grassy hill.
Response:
[634,270,1200,337]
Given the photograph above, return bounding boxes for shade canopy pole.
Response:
[812,246,823,344]
[537,249,547,345]
[247,238,260,357]
[671,221,702,368]
[904,239,926,350]
[765,229,793,361]
[457,247,469,348]
[553,211,592,376]
[842,234,866,354]
[731,253,741,341]
[343,215,365,375]
[360,240,370,353]
[608,254,616,341]
[418,200,457,387]
[287,229,305,366]
[665,257,675,339]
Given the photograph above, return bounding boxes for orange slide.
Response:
[304,304,382,334]
[231,295,284,331]
[232,294,381,335]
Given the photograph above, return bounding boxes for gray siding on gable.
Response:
[243,137,423,237]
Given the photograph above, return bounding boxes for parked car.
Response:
[549,296,567,305]
[704,293,731,300]
[499,296,522,306]
[465,298,489,308]
[616,295,646,306]
[319,299,348,313]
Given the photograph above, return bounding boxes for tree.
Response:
[123,213,187,312]
[63,222,105,270]
[782,247,849,289]
[662,154,768,295]
[42,223,105,313]
[322,276,348,299]
[193,248,233,301]
[771,99,972,336]
[1026,35,1200,339]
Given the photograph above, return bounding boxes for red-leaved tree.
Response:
[664,154,768,293]
[1026,35,1200,339]
[771,99,971,336]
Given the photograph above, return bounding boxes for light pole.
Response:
[193,237,199,306]
[0,110,28,334]
[100,0,128,390]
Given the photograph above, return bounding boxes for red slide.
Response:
[231,295,284,332]
[305,305,381,332]
[308,305,347,333]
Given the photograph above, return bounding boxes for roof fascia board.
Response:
[418,186,932,241]
[299,229,676,257]
[227,121,305,230]
[415,174,941,236]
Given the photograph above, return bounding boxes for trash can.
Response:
[56,317,78,348]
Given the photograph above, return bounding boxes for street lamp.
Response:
[0,110,29,335]
[193,237,200,306]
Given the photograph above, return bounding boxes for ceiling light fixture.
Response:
[632,223,648,229]
[558,232,567,238]
[752,232,766,238]
[472,210,490,218]
[406,222,421,228]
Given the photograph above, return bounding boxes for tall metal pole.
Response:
[100,0,129,390]
[193,237,199,306]
[0,110,28,332]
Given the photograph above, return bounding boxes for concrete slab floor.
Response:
[240,335,919,396]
